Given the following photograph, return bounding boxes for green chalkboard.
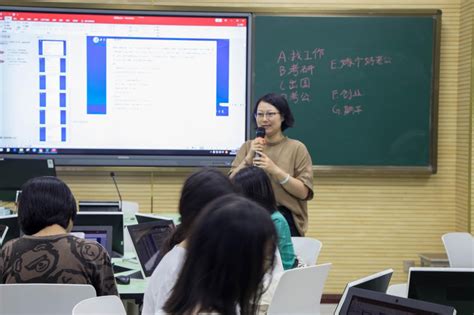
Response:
[253,12,441,173]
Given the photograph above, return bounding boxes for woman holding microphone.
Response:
[230,93,314,236]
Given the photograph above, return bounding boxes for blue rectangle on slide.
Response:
[61,127,66,142]
[40,127,46,142]
[40,110,45,124]
[60,110,66,125]
[60,93,66,107]
[39,58,45,72]
[60,58,66,73]
[39,76,46,90]
[40,93,46,107]
[60,76,66,90]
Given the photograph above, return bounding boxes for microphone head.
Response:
[255,127,266,138]
[110,172,115,177]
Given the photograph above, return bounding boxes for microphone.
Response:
[110,172,123,211]
[255,127,266,157]
[256,127,266,139]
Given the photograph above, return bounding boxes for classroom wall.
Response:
[465,1,474,233]
[9,0,473,293]
[457,0,473,232]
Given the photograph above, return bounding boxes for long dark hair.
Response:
[163,194,277,315]
[160,168,234,256]
[232,166,277,214]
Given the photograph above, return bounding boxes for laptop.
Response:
[408,267,474,315]
[127,220,175,278]
[0,214,21,245]
[71,225,113,257]
[0,224,8,246]
[334,268,393,315]
[340,287,456,315]
[135,213,175,225]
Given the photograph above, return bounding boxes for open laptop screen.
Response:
[71,225,113,257]
[334,268,393,315]
[341,287,456,315]
[127,221,175,278]
[408,267,474,315]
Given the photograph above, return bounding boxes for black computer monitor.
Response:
[334,269,393,314]
[0,214,21,245]
[74,212,124,257]
[0,158,56,201]
[71,225,113,257]
[340,287,456,315]
[79,201,121,212]
[408,267,474,315]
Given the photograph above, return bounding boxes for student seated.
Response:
[162,194,277,315]
[233,166,297,270]
[0,176,117,296]
[143,168,235,315]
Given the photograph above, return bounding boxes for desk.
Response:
[418,253,449,267]
[113,256,146,303]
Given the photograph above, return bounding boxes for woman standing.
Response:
[230,93,314,236]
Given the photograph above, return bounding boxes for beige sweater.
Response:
[230,137,314,235]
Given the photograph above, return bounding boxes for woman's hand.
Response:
[245,138,266,164]
[253,152,280,176]
[254,152,309,200]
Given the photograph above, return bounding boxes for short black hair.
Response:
[160,168,235,256]
[254,92,295,131]
[164,194,277,315]
[232,166,277,214]
[18,176,77,235]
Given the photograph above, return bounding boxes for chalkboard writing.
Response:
[253,12,441,173]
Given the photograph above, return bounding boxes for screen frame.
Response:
[0,5,252,167]
[408,267,474,315]
[341,287,456,315]
[334,268,393,315]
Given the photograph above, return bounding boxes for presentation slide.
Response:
[0,10,249,163]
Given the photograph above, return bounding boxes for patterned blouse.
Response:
[0,234,118,296]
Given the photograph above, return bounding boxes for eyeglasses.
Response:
[254,112,280,119]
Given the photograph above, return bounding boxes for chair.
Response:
[0,284,96,315]
[386,283,408,297]
[72,295,126,315]
[291,236,323,265]
[267,263,331,315]
[442,232,474,267]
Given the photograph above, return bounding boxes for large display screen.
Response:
[0,7,250,166]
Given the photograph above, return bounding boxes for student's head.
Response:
[18,176,77,235]
[253,93,295,132]
[162,168,234,254]
[164,194,277,315]
[232,166,277,214]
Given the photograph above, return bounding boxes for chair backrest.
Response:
[291,236,322,265]
[72,295,126,315]
[386,283,408,298]
[0,284,96,315]
[267,263,331,315]
[442,232,474,267]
